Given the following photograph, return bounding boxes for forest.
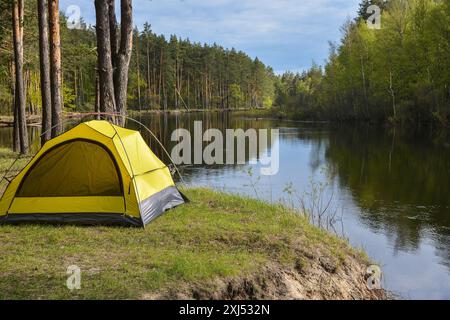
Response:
[276,0,450,125]
[0,0,275,117]
[0,0,449,147]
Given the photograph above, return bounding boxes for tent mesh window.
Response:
[16,140,123,197]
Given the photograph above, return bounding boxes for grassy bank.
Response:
[0,149,384,300]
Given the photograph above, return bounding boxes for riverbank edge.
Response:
[0,108,254,127]
[233,108,450,128]
[1,107,448,129]
[0,148,386,299]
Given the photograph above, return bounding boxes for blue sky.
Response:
[61,0,360,74]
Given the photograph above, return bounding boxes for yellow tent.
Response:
[0,120,186,227]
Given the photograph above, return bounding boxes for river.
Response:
[1,111,449,299]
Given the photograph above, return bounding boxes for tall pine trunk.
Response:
[9,60,19,151]
[113,0,133,124]
[48,0,62,137]
[95,0,116,119]
[135,32,141,111]
[38,0,52,145]
[12,0,29,154]
[146,40,151,106]
[95,0,133,125]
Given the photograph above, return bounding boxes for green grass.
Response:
[0,148,32,195]
[0,148,370,299]
[0,187,366,299]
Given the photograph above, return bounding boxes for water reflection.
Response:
[127,112,275,167]
[325,126,450,249]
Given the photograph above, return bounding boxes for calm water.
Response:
[1,112,449,299]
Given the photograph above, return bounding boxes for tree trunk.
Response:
[9,59,20,152]
[146,39,151,106]
[159,48,163,108]
[389,69,396,119]
[48,0,63,137]
[95,69,100,119]
[24,69,29,113]
[95,0,133,125]
[152,49,156,96]
[108,0,119,64]
[360,55,369,118]
[12,0,29,154]
[187,74,190,109]
[38,0,52,145]
[95,0,116,119]
[74,68,78,107]
[13,96,20,152]
[11,63,20,152]
[113,0,133,124]
[79,67,84,106]
[135,32,141,111]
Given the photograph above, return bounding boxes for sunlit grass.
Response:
[0,187,366,299]
[0,148,368,299]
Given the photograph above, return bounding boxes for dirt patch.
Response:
[141,252,386,300]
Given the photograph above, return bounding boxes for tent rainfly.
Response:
[0,120,186,227]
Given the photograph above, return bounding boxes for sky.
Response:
[60,0,361,74]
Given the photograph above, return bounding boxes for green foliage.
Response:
[274,63,324,119]
[0,1,14,115]
[274,0,450,125]
[2,0,447,126]
[228,83,243,108]
[357,0,389,21]
[121,25,276,110]
[63,84,76,110]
